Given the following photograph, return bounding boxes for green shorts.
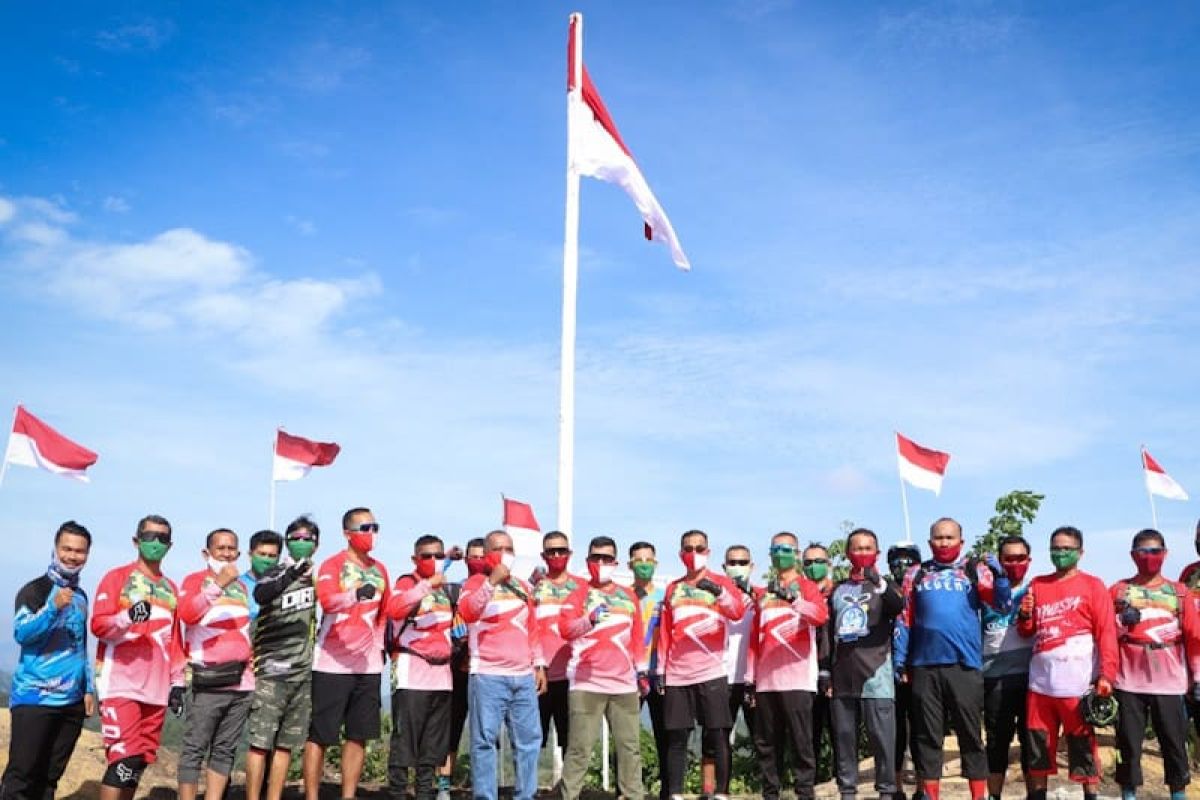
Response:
[246,676,312,752]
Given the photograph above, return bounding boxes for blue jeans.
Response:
[469,673,541,800]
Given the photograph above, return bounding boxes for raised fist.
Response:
[696,578,723,598]
[355,584,377,602]
[1118,604,1141,628]
[588,604,609,625]
[128,600,152,623]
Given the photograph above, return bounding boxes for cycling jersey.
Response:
[251,562,316,679]
[11,574,94,707]
[313,551,391,675]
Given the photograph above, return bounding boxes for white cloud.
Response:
[103,195,131,213]
[285,215,317,236]
[0,197,15,224]
[96,19,175,52]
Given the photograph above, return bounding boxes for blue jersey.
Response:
[982,582,1032,678]
[241,569,261,621]
[894,557,1010,671]
[11,574,94,707]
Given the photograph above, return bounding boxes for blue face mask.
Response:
[48,552,82,587]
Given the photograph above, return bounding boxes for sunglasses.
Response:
[726,559,751,566]
[587,554,617,564]
[137,531,171,544]
[769,545,797,555]
[350,523,380,533]
[543,547,571,557]
[1001,555,1030,564]
[288,533,317,542]
[416,552,447,560]
[803,558,829,566]
[681,545,708,554]
[1132,547,1164,556]
[1050,546,1079,553]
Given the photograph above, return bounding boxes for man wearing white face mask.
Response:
[458,529,547,800]
[557,536,646,800]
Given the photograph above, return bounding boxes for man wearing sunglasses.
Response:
[385,534,456,800]
[459,529,547,800]
[91,514,184,800]
[244,516,320,800]
[1109,529,1197,800]
[557,536,645,800]
[747,531,828,800]
[1017,526,1117,800]
[531,530,584,767]
[656,530,745,800]
[980,536,1035,800]
[303,507,391,800]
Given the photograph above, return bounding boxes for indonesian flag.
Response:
[896,432,951,495]
[567,14,689,270]
[272,429,340,482]
[4,405,99,482]
[502,496,543,581]
[1143,447,1188,501]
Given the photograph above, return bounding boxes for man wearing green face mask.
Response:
[241,530,284,622]
[800,543,835,772]
[244,516,320,800]
[629,541,667,800]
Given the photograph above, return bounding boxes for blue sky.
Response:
[2,1,1199,664]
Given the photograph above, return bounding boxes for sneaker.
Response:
[436,791,451,800]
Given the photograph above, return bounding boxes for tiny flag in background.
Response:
[1142,447,1188,501]
[272,429,340,482]
[3,405,99,482]
[567,14,689,269]
[896,432,951,495]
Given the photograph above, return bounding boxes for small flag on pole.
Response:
[3,405,99,482]
[896,432,951,495]
[503,496,542,581]
[1142,447,1188,501]
[272,429,340,482]
[567,14,689,269]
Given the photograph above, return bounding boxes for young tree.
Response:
[971,490,1045,557]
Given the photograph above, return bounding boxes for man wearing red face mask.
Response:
[893,518,1010,800]
[1109,529,1199,800]
[656,529,746,800]
[531,530,585,765]
[385,534,456,800]
[557,536,645,800]
[303,507,391,800]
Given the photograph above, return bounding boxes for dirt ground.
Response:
[0,709,1182,799]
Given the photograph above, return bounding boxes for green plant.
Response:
[971,490,1045,557]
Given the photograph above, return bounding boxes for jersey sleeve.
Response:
[90,568,139,644]
[13,581,58,646]
[655,582,676,678]
[627,587,647,673]
[796,578,829,626]
[558,584,592,641]
[744,595,761,684]
[169,578,187,687]
[457,574,491,623]
[526,583,545,668]
[178,572,221,625]
[1092,577,1119,682]
[715,575,745,620]
[316,555,355,613]
[386,574,428,620]
[1179,581,1200,680]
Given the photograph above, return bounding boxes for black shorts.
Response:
[308,671,382,745]
[663,676,733,731]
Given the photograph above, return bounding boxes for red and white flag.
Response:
[1142,447,1188,501]
[896,432,951,495]
[567,14,689,270]
[502,496,542,580]
[3,405,99,482]
[272,429,340,482]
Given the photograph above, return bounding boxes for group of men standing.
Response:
[3,511,1200,800]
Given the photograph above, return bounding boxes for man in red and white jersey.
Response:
[745,530,828,800]
[1110,528,1199,800]
[301,507,392,800]
[557,535,645,800]
[385,534,456,800]
[1016,526,1118,800]
[177,528,255,800]
[531,530,585,761]
[655,529,746,800]
[91,514,185,800]
[458,529,547,800]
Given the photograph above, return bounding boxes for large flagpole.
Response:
[898,472,913,544]
[1142,448,1159,529]
[269,429,278,530]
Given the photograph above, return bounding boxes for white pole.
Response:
[1148,486,1159,530]
[898,473,912,544]
[558,12,583,541]
[269,429,278,530]
[0,404,18,489]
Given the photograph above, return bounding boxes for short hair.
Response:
[771,531,798,546]
[249,530,283,551]
[725,544,751,560]
[1132,528,1164,549]
[629,541,655,557]
[680,529,708,547]
[414,534,444,551]
[589,535,617,553]
[55,520,92,547]
[137,514,172,538]
[998,535,1031,555]
[846,528,878,550]
[285,516,320,541]
[804,542,829,555]
[206,528,237,550]
[466,537,486,551]
[342,507,372,530]
[1050,526,1083,547]
[929,517,963,537]
[542,530,569,547]
[484,529,510,549]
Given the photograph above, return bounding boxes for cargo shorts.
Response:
[246,675,312,752]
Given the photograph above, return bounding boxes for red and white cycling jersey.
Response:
[745,576,827,693]
[559,581,645,694]
[459,574,545,677]
[178,568,254,691]
[313,551,391,675]
[1018,571,1118,698]
[91,562,184,705]
[656,572,745,687]
[1109,577,1200,695]
[533,573,585,682]
[387,575,455,692]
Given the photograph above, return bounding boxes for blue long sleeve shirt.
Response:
[11,575,94,707]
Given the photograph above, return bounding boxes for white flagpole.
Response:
[0,404,19,489]
[558,12,583,543]
[1141,448,1159,529]
[269,429,278,530]
[898,472,913,544]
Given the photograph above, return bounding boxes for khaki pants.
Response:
[560,690,643,800]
